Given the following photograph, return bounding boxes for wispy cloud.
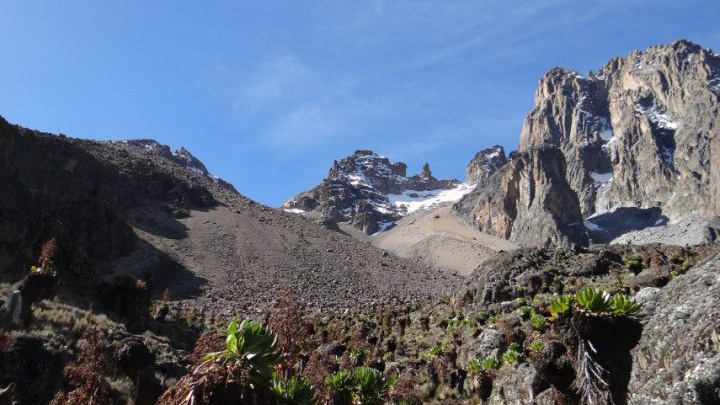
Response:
[241,54,313,105]
[225,0,635,155]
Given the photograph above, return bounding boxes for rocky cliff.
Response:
[455,146,587,248]
[521,39,720,222]
[283,150,467,234]
[458,40,720,247]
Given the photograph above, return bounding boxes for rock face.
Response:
[465,145,508,184]
[629,251,720,403]
[458,40,720,247]
[520,40,720,223]
[283,150,462,234]
[454,146,587,248]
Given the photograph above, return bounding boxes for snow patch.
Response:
[598,117,614,141]
[372,221,395,235]
[388,183,475,214]
[584,220,601,231]
[590,171,613,184]
[636,105,678,129]
[284,208,306,215]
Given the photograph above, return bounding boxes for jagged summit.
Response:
[465,145,507,184]
[283,150,469,234]
[457,40,720,247]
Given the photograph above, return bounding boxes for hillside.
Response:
[0,118,460,316]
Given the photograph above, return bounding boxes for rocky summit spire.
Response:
[420,163,432,178]
[456,40,720,247]
[465,146,507,184]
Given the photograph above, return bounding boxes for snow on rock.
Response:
[389,183,475,215]
[465,146,508,184]
[283,208,306,215]
[282,150,463,235]
[590,171,613,184]
[635,104,678,130]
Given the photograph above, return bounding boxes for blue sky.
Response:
[1,1,719,206]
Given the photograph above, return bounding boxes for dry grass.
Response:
[50,328,114,405]
[389,373,423,405]
[32,299,121,336]
[268,288,311,364]
[187,332,225,366]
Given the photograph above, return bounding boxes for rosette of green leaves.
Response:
[610,294,642,316]
[204,319,283,384]
[548,295,573,319]
[272,375,316,405]
[575,287,611,313]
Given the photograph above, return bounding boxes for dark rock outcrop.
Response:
[0,272,57,329]
[0,118,224,279]
[0,334,64,404]
[455,146,587,248]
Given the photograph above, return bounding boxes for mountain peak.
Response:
[284,151,466,234]
[466,145,507,184]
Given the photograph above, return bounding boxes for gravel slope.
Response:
[1,122,461,317]
[370,205,517,275]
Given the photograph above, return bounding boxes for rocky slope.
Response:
[283,150,470,234]
[629,249,720,403]
[0,118,460,316]
[457,40,720,247]
[370,205,518,276]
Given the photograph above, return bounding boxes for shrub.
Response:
[624,254,644,272]
[681,260,692,271]
[326,368,396,405]
[575,287,611,313]
[529,340,544,353]
[268,288,310,363]
[387,373,422,405]
[352,367,396,405]
[325,370,352,400]
[420,341,449,361]
[50,329,113,405]
[610,294,642,316]
[159,319,283,404]
[518,306,532,317]
[350,347,367,366]
[467,358,483,375]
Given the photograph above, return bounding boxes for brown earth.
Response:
[368,205,517,276]
[0,118,461,318]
